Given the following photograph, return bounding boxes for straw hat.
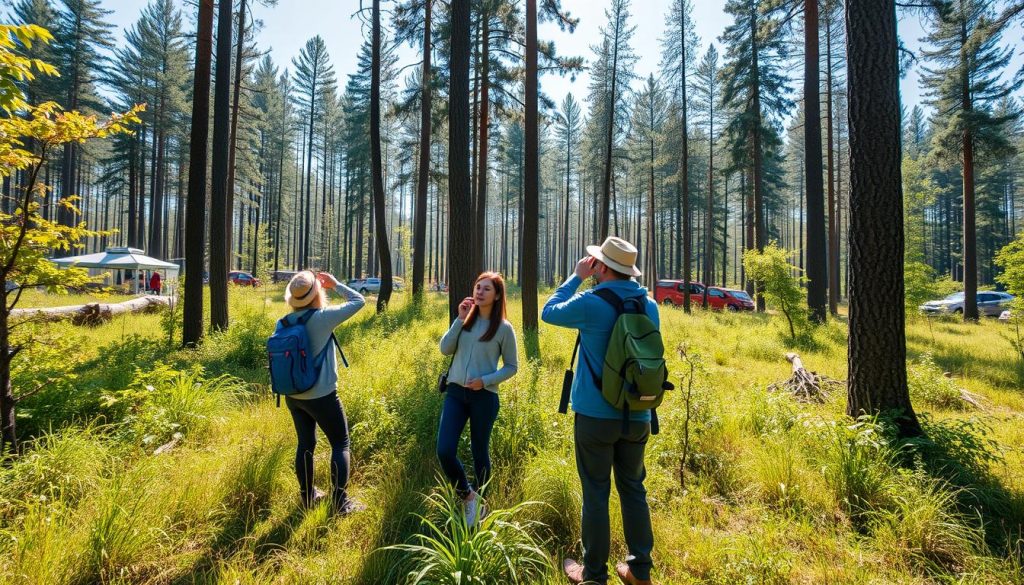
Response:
[285,271,320,309]
[586,236,642,277]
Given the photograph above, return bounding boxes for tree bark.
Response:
[371,0,393,312]
[412,0,432,298]
[522,0,540,331]
[209,0,234,331]
[226,0,248,271]
[474,10,491,276]
[448,0,474,322]
[845,0,922,437]
[805,0,828,323]
[183,0,214,347]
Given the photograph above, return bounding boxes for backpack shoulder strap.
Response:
[592,288,624,315]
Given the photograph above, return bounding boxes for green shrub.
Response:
[742,243,808,339]
[750,439,804,512]
[907,353,967,410]
[709,536,792,585]
[102,365,243,448]
[382,483,550,584]
[221,309,275,370]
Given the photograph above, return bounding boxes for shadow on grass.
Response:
[902,414,1024,558]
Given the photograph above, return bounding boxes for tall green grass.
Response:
[1,290,1022,583]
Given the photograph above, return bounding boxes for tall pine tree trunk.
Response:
[826,3,840,314]
[371,0,393,312]
[183,0,214,346]
[522,0,539,331]
[845,0,921,438]
[226,0,248,270]
[449,0,473,322]
[412,0,432,298]
[805,0,828,323]
[474,11,491,276]
[209,0,234,331]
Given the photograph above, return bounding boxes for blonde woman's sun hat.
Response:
[586,236,642,277]
[285,271,320,309]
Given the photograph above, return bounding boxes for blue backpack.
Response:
[267,309,348,406]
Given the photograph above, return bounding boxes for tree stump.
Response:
[768,352,844,403]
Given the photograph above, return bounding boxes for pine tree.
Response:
[183,0,214,346]
[594,0,637,240]
[921,0,1019,320]
[693,46,723,304]
[555,93,582,281]
[53,0,114,231]
[846,0,922,438]
[629,76,667,289]
[661,0,697,309]
[449,0,473,322]
[720,0,791,311]
[291,36,336,269]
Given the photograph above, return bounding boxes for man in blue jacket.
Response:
[542,236,657,585]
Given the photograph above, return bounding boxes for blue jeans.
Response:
[436,383,500,497]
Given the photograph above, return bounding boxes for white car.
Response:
[919,291,1014,317]
[348,277,403,295]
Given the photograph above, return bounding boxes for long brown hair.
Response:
[463,272,506,342]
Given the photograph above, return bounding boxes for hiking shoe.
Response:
[301,487,327,509]
[615,562,652,585]
[463,493,480,526]
[335,497,367,516]
[562,558,607,584]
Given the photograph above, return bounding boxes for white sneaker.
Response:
[463,492,480,526]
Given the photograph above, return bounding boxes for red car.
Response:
[229,270,261,287]
[654,280,754,311]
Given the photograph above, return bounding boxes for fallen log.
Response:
[768,352,844,403]
[11,295,174,326]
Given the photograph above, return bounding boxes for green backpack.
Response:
[590,289,672,434]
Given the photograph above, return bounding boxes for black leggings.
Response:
[285,392,351,505]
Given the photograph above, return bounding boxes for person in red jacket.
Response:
[149,271,162,295]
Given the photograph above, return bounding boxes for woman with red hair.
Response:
[437,271,519,525]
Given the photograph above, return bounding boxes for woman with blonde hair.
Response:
[437,271,519,524]
[281,271,365,513]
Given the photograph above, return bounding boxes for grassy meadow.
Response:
[1,284,1023,584]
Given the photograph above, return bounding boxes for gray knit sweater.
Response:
[286,283,365,400]
[439,316,519,393]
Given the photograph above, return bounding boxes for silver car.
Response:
[919,291,1014,317]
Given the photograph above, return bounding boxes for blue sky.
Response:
[78,0,1024,119]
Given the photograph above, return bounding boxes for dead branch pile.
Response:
[767,352,845,403]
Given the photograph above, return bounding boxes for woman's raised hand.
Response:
[317,272,340,289]
[458,297,474,320]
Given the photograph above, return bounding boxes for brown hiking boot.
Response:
[615,562,652,585]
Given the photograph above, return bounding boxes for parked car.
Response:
[228,270,261,287]
[349,277,403,295]
[919,291,1014,317]
[654,280,754,311]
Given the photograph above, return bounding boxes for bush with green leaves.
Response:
[382,483,550,584]
[905,261,940,312]
[743,243,808,338]
[101,365,244,448]
[907,353,967,410]
[996,234,1024,360]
